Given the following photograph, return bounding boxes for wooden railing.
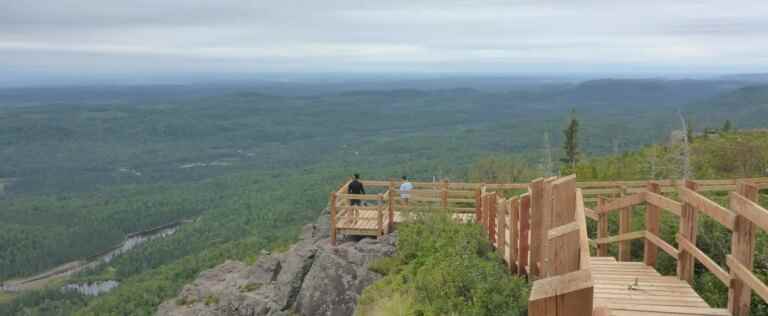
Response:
[583,179,768,316]
[329,176,768,315]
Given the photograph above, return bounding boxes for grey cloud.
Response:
[1,0,767,82]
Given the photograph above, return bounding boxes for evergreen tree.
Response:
[561,109,580,169]
[722,120,732,132]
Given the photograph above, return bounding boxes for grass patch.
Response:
[356,212,529,316]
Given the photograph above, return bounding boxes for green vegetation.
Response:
[356,213,529,316]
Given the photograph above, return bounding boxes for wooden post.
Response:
[377,194,384,237]
[475,187,482,223]
[618,185,632,262]
[528,267,594,316]
[509,197,520,274]
[441,179,448,208]
[728,182,759,316]
[530,178,545,278]
[388,181,395,233]
[546,175,578,277]
[519,194,530,276]
[489,193,497,244]
[677,180,699,284]
[330,192,337,246]
[496,197,506,260]
[644,182,661,267]
[597,196,609,257]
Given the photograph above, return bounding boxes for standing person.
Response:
[348,173,365,206]
[399,176,414,206]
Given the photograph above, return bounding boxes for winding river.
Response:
[1,220,190,294]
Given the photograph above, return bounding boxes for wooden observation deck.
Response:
[329,176,768,315]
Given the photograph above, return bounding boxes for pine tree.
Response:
[561,109,579,169]
[722,120,732,132]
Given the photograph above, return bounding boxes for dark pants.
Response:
[351,199,362,206]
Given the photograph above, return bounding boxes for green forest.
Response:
[2,79,768,315]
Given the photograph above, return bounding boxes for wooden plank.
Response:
[337,193,385,201]
[678,186,736,230]
[645,182,661,267]
[519,194,531,276]
[496,197,506,259]
[598,192,645,213]
[644,191,682,217]
[678,180,699,285]
[575,189,590,270]
[728,182,759,316]
[617,186,632,262]
[548,222,580,240]
[548,175,579,276]
[727,255,768,303]
[529,269,594,316]
[676,235,730,286]
[597,196,609,257]
[529,178,545,278]
[594,231,645,245]
[509,197,519,273]
[644,231,679,258]
[729,191,768,232]
[485,183,530,189]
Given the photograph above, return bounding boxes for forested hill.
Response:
[687,85,768,129]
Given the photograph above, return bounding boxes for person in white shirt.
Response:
[399,176,414,206]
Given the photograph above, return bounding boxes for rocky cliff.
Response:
[156,213,396,316]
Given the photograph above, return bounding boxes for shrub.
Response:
[357,213,529,316]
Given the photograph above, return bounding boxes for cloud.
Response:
[1,0,767,81]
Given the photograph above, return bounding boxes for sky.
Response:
[1,0,768,84]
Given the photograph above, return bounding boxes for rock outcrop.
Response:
[156,213,396,316]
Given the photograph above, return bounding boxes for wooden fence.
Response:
[329,176,768,315]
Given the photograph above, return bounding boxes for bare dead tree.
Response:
[678,110,694,180]
[542,131,555,176]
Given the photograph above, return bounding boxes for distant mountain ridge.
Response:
[687,84,768,129]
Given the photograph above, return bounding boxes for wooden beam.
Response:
[618,186,632,262]
[575,189,590,270]
[529,269,594,316]
[597,196,608,257]
[547,175,579,277]
[727,255,768,303]
[594,230,645,245]
[644,231,679,258]
[530,178,545,278]
[548,222,580,240]
[337,193,385,201]
[678,186,736,230]
[496,197,506,259]
[729,191,768,232]
[519,194,531,276]
[509,197,519,274]
[676,234,730,286]
[644,191,682,217]
[728,182,760,316]
[678,180,699,285]
[597,192,645,213]
[645,182,661,267]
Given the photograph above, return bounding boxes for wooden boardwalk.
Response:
[591,257,729,316]
[329,176,768,316]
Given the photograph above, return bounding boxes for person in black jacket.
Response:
[348,173,365,206]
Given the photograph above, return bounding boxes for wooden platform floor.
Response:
[336,210,475,236]
[591,257,729,316]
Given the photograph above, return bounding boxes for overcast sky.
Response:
[1,0,767,84]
